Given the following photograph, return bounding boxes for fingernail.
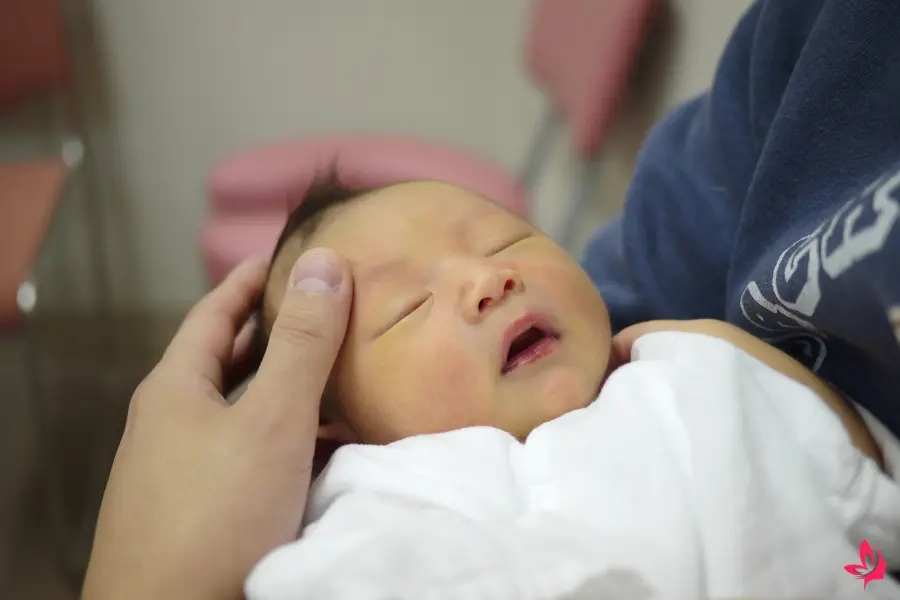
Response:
[289,248,342,292]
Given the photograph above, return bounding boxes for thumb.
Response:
[242,248,352,427]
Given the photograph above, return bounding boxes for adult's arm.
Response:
[581,0,828,332]
[82,249,352,600]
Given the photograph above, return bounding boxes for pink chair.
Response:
[203,0,659,283]
[0,0,106,584]
[0,0,74,327]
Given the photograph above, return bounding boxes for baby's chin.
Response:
[502,370,603,440]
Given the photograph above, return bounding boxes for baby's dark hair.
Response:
[252,167,376,355]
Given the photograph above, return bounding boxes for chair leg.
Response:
[63,137,111,318]
[517,105,560,209]
[18,281,91,588]
[17,290,70,581]
[0,307,43,592]
[558,154,601,256]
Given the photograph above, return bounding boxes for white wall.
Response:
[4,0,753,313]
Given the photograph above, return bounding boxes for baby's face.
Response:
[267,181,611,444]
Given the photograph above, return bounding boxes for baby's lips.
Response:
[498,312,559,373]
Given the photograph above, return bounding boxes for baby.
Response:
[247,175,900,599]
[256,174,613,446]
[257,175,875,450]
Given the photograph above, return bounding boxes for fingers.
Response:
[612,320,695,361]
[612,319,745,362]
[222,316,262,396]
[239,248,352,432]
[231,315,259,365]
[163,258,268,390]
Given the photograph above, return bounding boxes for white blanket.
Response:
[246,332,900,599]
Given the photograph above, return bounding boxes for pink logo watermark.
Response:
[844,540,887,590]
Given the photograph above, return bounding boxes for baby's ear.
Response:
[313,415,357,477]
[317,419,359,443]
[317,381,358,442]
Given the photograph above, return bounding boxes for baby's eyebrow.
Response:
[451,205,501,242]
[356,257,402,285]
[352,257,424,298]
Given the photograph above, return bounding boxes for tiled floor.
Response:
[0,313,181,600]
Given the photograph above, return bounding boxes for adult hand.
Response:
[81,248,352,600]
[611,319,810,377]
[611,319,882,463]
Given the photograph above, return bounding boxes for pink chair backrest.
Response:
[0,0,70,111]
[525,0,658,156]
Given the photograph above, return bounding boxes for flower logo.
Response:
[844,540,887,590]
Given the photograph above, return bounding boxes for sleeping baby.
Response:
[244,174,900,599]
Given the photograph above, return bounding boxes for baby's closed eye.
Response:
[485,232,533,256]
[393,295,431,327]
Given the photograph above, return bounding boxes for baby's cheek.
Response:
[538,263,606,310]
[411,338,489,429]
[530,259,589,291]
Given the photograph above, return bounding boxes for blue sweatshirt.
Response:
[581,0,900,437]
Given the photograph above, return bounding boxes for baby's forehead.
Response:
[308,183,514,256]
[325,182,506,236]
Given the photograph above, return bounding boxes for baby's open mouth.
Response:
[501,316,561,375]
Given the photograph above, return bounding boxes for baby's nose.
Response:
[464,265,523,321]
